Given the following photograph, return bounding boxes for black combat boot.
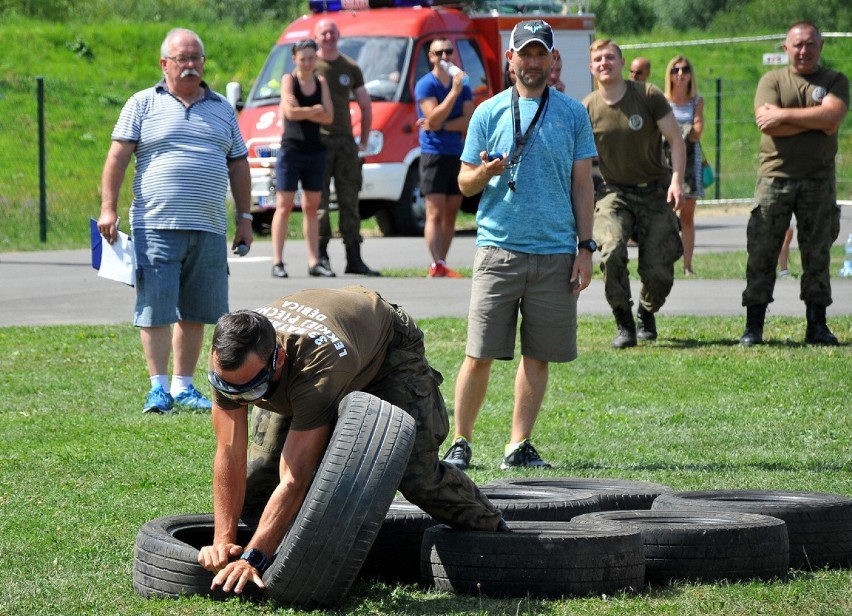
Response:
[344,242,381,276]
[805,303,839,346]
[611,307,637,349]
[636,305,658,341]
[739,304,767,347]
[318,239,333,272]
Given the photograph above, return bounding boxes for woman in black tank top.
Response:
[271,39,334,279]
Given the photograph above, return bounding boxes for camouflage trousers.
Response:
[243,301,503,531]
[318,134,364,247]
[593,182,684,313]
[742,177,841,308]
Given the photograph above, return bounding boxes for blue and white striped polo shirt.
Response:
[111,80,248,235]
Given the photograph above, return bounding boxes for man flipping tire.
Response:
[197,285,506,596]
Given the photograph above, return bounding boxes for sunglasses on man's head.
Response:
[207,344,278,403]
[294,39,318,51]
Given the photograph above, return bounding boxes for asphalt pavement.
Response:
[2,209,851,327]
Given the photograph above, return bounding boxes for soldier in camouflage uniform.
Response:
[583,39,686,348]
[313,19,381,277]
[741,21,848,346]
[197,286,505,591]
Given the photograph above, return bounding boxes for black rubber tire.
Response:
[482,486,601,521]
[359,487,600,584]
[484,477,674,511]
[262,392,416,607]
[132,514,261,600]
[573,510,790,583]
[421,521,645,598]
[652,490,852,569]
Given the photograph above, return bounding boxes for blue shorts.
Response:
[275,148,327,192]
[133,229,229,327]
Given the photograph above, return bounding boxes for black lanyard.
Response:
[509,85,549,169]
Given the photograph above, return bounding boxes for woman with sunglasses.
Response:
[270,39,334,279]
[664,55,704,277]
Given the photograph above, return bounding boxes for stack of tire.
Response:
[132,393,852,606]
[414,477,676,598]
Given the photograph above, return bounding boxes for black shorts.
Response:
[275,148,326,192]
[419,153,461,196]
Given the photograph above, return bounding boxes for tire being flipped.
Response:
[132,392,416,607]
[484,476,674,511]
[359,487,600,584]
[652,490,852,569]
[421,521,645,598]
[573,510,790,583]
[262,392,416,607]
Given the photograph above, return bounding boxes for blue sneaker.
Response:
[173,385,213,411]
[143,385,174,414]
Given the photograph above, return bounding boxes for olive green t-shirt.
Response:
[314,53,365,137]
[754,65,849,178]
[214,286,394,431]
[583,81,673,185]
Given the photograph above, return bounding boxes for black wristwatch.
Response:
[578,239,598,253]
[239,548,268,572]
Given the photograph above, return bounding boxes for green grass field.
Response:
[1,314,850,615]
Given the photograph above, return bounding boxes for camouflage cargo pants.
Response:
[243,300,503,531]
[593,182,684,313]
[742,177,841,307]
[318,134,364,247]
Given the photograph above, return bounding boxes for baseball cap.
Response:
[509,20,554,52]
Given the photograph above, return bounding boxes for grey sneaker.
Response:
[500,440,552,470]
[271,262,288,278]
[442,437,472,471]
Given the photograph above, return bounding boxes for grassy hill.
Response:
[1,17,851,252]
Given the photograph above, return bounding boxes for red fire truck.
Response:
[228,0,595,234]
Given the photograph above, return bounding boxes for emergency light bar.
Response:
[308,0,433,12]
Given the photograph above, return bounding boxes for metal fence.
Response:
[1,72,850,246]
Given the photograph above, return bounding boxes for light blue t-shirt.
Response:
[461,87,597,254]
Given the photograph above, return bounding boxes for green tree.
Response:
[654,0,732,31]
[592,0,656,36]
[710,0,852,33]
[0,0,309,24]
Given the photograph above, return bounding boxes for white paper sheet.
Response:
[97,230,136,286]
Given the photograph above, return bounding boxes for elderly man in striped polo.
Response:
[97,28,253,414]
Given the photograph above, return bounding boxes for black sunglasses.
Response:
[670,66,692,74]
[207,344,278,403]
[294,39,318,51]
[431,48,453,57]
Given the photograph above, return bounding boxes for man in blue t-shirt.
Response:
[441,20,597,471]
[414,38,474,277]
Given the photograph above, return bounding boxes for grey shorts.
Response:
[132,228,229,327]
[466,246,578,362]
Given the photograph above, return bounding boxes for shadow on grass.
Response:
[563,460,851,473]
[654,337,814,349]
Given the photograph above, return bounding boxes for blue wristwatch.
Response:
[239,548,268,572]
